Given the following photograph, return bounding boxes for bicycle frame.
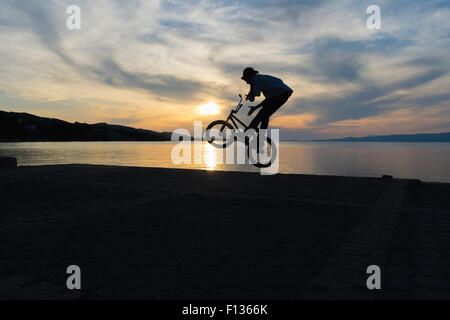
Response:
[226,95,249,131]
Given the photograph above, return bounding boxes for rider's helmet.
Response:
[241,67,259,82]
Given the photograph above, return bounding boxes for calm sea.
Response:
[1,141,449,183]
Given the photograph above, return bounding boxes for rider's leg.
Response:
[247,91,293,159]
[255,99,286,130]
[260,116,270,129]
[247,110,264,131]
[246,90,293,138]
[266,92,292,116]
[247,108,270,154]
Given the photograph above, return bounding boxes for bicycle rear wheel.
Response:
[247,135,277,168]
[205,120,234,148]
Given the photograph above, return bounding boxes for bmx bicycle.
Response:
[205,94,277,168]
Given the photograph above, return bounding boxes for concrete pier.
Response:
[1,165,449,299]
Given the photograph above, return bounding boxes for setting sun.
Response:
[199,102,220,115]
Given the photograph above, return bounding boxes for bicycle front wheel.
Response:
[205,120,234,148]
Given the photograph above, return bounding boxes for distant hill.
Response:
[0,110,172,142]
[314,132,450,142]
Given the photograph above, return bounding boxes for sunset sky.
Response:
[0,0,449,139]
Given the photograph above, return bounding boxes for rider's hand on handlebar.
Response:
[245,93,255,102]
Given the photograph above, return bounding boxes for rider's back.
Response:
[252,74,293,99]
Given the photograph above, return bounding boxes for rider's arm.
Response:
[246,86,256,102]
[255,100,265,110]
[247,77,262,102]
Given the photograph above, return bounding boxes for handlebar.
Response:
[234,94,243,113]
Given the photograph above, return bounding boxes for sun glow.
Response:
[199,102,220,115]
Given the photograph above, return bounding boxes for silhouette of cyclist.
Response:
[241,67,293,131]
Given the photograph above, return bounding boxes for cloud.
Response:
[3,0,76,65]
[84,58,206,99]
[287,66,448,125]
[0,0,449,136]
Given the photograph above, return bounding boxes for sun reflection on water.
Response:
[203,142,220,171]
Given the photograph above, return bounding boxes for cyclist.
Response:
[241,67,294,130]
[241,67,293,130]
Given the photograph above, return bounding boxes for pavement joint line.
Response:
[301,179,409,299]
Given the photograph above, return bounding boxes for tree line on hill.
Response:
[0,110,172,142]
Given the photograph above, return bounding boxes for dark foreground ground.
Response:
[1,165,450,299]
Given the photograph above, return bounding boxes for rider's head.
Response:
[241,67,259,84]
